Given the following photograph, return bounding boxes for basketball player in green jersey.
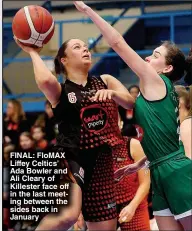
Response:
[74,2,192,230]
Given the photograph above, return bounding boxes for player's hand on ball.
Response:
[73,1,89,13]
[14,36,42,54]
[90,89,115,102]
[119,204,136,223]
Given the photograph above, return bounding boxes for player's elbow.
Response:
[37,75,56,91]
[108,34,123,48]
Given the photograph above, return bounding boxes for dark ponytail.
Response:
[54,39,71,76]
[54,56,65,75]
[184,48,192,85]
[162,41,186,82]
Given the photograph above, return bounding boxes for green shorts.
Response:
[150,149,192,220]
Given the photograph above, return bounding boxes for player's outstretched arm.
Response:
[14,37,61,107]
[91,74,135,109]
[73,1,161,85]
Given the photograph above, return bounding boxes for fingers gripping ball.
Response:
[12,5,55,47]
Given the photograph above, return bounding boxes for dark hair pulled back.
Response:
[162,41,186,82]
[54,39,71,76]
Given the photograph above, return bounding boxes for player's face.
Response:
[20,135,34,150]
[130,87,139,99]
[145,45,173,75]
[6,102,14,117]
[63,39,92,69]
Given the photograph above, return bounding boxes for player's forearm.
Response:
[112,91,135,109]
[85,6,122,47]
[29,51,56,88]
[129,182,150,210]
[85,6,145,65]
[84,6,157,81]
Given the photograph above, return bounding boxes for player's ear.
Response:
[61,57,67,65]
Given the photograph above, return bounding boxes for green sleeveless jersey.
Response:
[134,74,181,161]
[179,140,185,152]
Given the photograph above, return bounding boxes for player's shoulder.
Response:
[181,117,192,129]
[100,74,114,78]
[130,138,143,159]
[130,138,140,147]
[100,74,116,86]
[89,74,108,87]
[100,74,115,81]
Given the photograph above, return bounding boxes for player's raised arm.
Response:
[14,38,61,107]
[12,6,61,107]
[73,1,161,85]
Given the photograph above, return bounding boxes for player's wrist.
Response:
[84,5,91,15]
[29,50,40,57]
[127,202,137,211]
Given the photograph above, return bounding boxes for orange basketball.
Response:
[12,5,55,47]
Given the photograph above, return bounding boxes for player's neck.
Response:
[180,110,190,123]
[67,71,88,87]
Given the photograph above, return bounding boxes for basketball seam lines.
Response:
[33,6,43,46]
[24,6,39,40]
[22,6,44,46]
[41,6,45,42]
[18,6,54,47]
[17,6,39,46]
[22,8,32,40]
